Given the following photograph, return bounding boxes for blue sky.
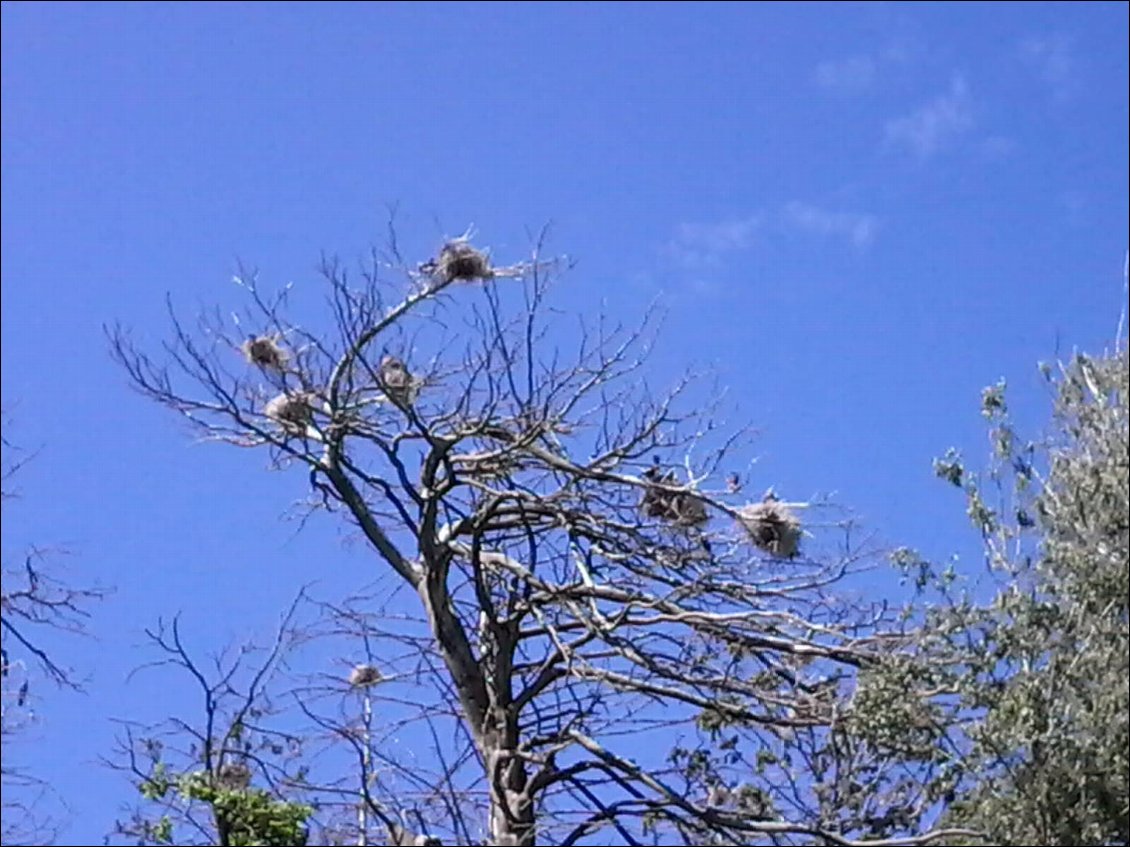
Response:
[2,1,1127,842]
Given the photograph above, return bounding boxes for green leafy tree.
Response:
[931,345,1129,846]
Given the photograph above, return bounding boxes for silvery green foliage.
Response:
[937,349,1129,846]
[680,348,1129,847]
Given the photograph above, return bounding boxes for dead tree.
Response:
[110,230,972,846]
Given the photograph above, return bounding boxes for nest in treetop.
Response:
[669,493,708,527]
[349,663,383,688]
[435,240,493,283]
[240,335,288,372]
[264,391,315,434]
[640,466,710,528]
[737,499,802,558]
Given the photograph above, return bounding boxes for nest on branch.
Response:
[737,496,802,558]
[240,335,289,372]
[264,391,316,434]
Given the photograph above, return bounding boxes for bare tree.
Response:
[1,418,106,845]
[109,228,974,846]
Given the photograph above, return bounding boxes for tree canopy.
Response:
[3,230,1126,847]
[931,347,1129,846]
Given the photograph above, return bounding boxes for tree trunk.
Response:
[485,733,535,847]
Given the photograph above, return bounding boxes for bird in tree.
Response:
[379,354,417,405]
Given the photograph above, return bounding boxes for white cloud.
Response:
[664,215,765,267]
[665,205,878,269]
[813,55,877,93]
[884,75,973,158]
[1020,35,1075,99]
[812,34,924,95]
[782,202,879,248]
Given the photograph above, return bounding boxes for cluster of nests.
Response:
[640,461,802,558]
[241,334,421,434]
[239,335,310,433]
[242,237,500,432]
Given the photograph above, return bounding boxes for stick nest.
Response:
[240,335,288,372]
[264,391,315,434]
[435,240,493,283]
[641,468,709,528]
[349,663,383,688]
[737,500,802,558]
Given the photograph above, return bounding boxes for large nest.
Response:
[640,466,709,528]
[240,334,289,372]
[264,391,315,434]
[434,239,493,283]
[737,499,802,558]
[348,663,383,688]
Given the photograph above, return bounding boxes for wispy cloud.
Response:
[664,216,765,267]
[782,202,879,249]
[813,55,876,93]
[1019,34,1076,99]
[666,204,878,270]
[884,75,973,159]
[812,34,922,95]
